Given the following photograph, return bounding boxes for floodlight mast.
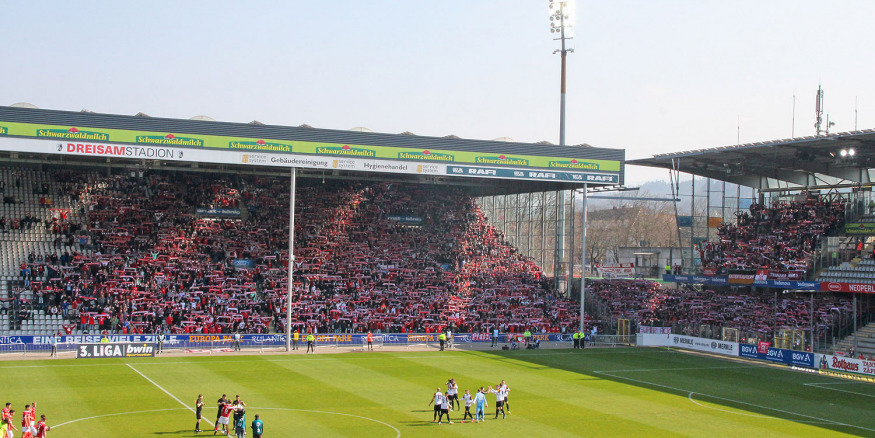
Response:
[549,0,574,146]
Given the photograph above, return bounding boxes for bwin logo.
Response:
[126,344,153,354]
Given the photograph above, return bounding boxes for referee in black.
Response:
[195,394,205,433]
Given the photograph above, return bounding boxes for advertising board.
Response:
[669,335,738,356]
[818,354,875,378]
[76,343,156,359]
[737,344,814,367]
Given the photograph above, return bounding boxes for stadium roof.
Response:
[629,130,875,191]
[0,105,625,195]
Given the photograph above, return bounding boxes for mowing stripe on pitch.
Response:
[594,370,875,433]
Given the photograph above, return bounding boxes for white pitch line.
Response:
[594,365,762,373]
[686,392,830,424]
[594,370,875,433]
[803,383,875,399]
[52,407,188,429]
[126,364,214,429]
[49,406,400,437]
[248,407,400,437]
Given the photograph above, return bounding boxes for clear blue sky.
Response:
[2,1,873,185]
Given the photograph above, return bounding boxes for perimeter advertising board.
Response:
[820,282,875,294]
[8,333,573,351]
[738,344,814,367]
[669,335,738,356]
[664,275,821,291]
[818,354,875,378]
[76,342,156,358]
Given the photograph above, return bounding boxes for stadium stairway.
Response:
[833,321,875,358]
[0,167,94,335]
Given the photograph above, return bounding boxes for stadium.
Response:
[0,100,873,436]
[2,2,875,435]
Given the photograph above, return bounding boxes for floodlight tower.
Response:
[815,85,823,135]
[549,0,574,146]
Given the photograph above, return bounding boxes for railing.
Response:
[589,334,636,346]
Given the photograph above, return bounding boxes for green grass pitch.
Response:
[2,348,874,437]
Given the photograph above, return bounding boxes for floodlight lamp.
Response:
[849,148,856,156]
[840,149,848,157]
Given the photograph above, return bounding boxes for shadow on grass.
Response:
[399,420,443,427]
[471,347,875,437]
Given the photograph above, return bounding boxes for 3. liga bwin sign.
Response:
[76,343,156,359]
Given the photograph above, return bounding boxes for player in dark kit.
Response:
[251,414,264,438]
[195,394,205,433]
[215,394,228,433]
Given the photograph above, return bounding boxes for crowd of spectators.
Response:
[588,279,858,343]
[12,169,577,335]
[6,168,862,344]
[699,199,844,272]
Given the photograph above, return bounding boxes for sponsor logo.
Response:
[65,143,180,159]
[474,155,529,166]
[269,156,330,167]
[448,167,499,176]
[0,126,7,135]
[241,154,269,164]
[417,164,440,174]
[332,159,357,169]
[230,139,291,152]
[827,282,842,292]
[314,334,353,343]
[316,145,375,157]
[37,127,108,141]
[136,133,203,146]
[125,343,156,357]
[548,159,599,170]
[585,175,616,183]
[399,150,454,161]
[251,335,285,344]
[849,283,875,293]
[527,171,559,179]
[0,336,23,344]
[189,335,232,343]
[363,162,408,172]
[831,356,860,372]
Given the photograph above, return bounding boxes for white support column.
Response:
[285,168,297,352]
[580,184,588,333]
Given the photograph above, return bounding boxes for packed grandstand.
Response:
[0,166,869,354]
